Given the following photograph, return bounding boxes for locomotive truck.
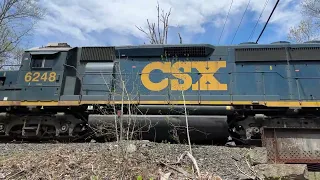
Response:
[0,41,320,163]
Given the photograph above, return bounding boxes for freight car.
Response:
[0,41,320,159]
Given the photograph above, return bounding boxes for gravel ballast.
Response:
[0,141,264,180]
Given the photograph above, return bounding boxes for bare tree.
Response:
[0,0,45,66]
[3,47,24,70]
[301,0,320,20]
[136,2,183,44]
[288,18,320,43]
[288,0,320,42]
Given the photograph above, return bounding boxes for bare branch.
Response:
[288,18,320,43]
[288,0,320,43]
[135,2,175,44]
[301,0,320,19]
[157,1,160,44]
[159,161,194,178]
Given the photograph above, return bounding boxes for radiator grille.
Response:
[164,46,208,57]
[290,47,320,60]
[235,48,286,62]
[235,47,320,62]
[80,47,116,62]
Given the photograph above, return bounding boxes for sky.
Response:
[29,0,304,48]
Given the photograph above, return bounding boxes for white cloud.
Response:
[36,0,303,45]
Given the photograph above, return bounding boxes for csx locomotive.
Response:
[0,41,320,148]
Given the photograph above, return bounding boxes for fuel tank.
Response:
[88,114,229,144]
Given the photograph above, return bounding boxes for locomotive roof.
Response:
[26,40,320,53]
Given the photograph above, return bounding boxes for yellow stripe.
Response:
[20,101,59,106]
[1,100,320,107]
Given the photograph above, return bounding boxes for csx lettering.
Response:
[24,72,57,82]
[141,61,227,91]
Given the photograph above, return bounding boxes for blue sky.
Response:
[28,0,303,48]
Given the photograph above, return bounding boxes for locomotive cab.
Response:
[18,43,72,101]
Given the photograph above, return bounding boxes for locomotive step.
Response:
[22,126,38,130]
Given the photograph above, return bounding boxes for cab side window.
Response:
[31,54,56,68]
[32,58,43,68]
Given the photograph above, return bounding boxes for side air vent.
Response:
[115,45,214,58]
[235,48,286,62]
[290,47,320,60]
[235,47,320,62]
[80,47,116,62]
[164,46,213,57]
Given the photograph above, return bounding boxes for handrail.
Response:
[0,64,22,70]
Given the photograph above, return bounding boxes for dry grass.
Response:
[0,147,159,179]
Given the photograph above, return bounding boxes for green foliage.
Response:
[135,175,154,180]
[91,175,99,180]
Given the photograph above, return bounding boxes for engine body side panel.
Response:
[0,43,320,106]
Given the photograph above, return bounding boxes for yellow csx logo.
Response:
[141,61,227,91]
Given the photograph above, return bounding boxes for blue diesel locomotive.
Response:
[0,41,320,162]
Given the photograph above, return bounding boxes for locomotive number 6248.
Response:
[24,71,57,82]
